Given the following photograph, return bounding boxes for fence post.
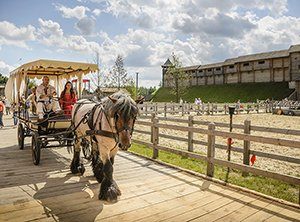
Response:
[207,103,210,115]
[188,115,194,152]
[224,104,227,115]
[243,120,251,176]
[206,123,215,177]
[145,103,148,114]
[164,103,167,117]
[150,113,155,143]
[181,104,184,116]
[256,103,259,113]
[152,117,159,159]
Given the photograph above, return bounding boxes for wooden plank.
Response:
[251,125,300,136]
[264,206,300,222]
[207,123,216,177]
[242,202,288,222]
[134,129,151,135]
[162,190,237,221]
[158,133,188,142]
[189,192,256,221]
[138,187,235,222]
[213,158,300,185]
[213,197,270,222]
[155,144,207,162]
[213,130,300,148]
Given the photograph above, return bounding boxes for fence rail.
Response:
[134,114,300,189]
[138,102,273,116]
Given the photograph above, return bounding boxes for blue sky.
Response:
[0,0,300,87]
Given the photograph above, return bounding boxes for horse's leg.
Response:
[70,138,85,175]
[109,155,121,196]
[91,141,104,183]
[98,140,120,202]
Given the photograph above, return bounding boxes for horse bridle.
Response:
[73,102,137,150]
[103,110,136,147]
[113,113,136,136]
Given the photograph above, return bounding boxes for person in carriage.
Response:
[36,76,62,121]
[26,86,37,114]
[59,81,77,116]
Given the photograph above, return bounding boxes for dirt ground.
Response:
[134,113,300,177]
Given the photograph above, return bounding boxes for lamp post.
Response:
[226,105,235,182]
[136,72,139,99]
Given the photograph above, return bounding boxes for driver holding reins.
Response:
[36,76,62,121]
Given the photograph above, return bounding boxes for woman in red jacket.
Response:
[59,81,77,116]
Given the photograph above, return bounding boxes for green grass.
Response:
[129,143,299,204]
[153,82,293,103]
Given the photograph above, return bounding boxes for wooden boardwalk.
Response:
[0,118,299,221]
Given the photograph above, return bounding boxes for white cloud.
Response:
[2,0,295,88]
[0,21,35,49]
[92,9,101,16]
[0,60,15,76]
[221,15,300,57]
[55,4,90,20]
[75,17,96,35]
[37,18,100,53]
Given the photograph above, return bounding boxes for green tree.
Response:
[110,55,130,89]
[165,54,188,103]
[124,77,137,98]
[0,73,8,84]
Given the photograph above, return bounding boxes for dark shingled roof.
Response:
[162,58,173,67]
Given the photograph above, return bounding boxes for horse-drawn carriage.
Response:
[5,59,98,165]
[5,59,141,202]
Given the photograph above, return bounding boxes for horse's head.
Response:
[107,92,143,151]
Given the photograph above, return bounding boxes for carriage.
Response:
[5,59,98,165]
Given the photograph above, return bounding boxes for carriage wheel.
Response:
[18,124,25,150]
[31,133,41,165]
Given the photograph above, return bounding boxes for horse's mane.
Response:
[102,91,138,120]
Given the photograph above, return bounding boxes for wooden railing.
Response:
[133,114,300,188]
[138,102,273,116]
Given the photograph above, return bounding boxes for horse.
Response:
[70,91,142,202]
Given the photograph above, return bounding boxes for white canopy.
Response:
[5,59,98,103]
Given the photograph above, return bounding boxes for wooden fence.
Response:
[138,102,273,117]
[133,114,300,191]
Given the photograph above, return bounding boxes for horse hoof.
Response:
[98,186,118,203]
[70,164,85,175]
[112,181,121,196]
[78,164,85,175]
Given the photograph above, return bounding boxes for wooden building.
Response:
[162,44,300,99]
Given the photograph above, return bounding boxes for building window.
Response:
[258,61,265,64]
[243,63,250,67]
[229,65,234,69]
[216,68,221,71]
[199,70,203,73]
[207,69,212,72]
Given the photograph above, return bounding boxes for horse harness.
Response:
[72,101,136,149]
